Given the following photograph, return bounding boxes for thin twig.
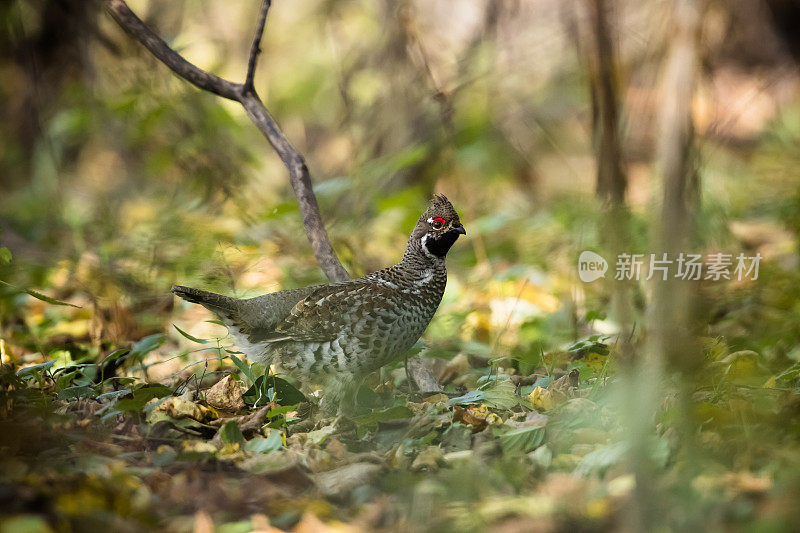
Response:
[238,92,350,282]
[244,0,271,94]
[104,0,240,100]
[102,0,350,283]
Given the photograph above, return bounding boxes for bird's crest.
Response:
[421,194,460,223]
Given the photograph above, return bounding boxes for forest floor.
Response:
[3,282,800,533]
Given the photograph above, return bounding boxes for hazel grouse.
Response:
[171,195,465,400]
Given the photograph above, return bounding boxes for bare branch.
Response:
[240,93,351,282]
[102,0,350,283]
[103,0,241,100]
[244,0,271,94]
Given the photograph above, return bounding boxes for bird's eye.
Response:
[431,217,446,229]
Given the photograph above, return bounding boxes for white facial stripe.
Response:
[420,233,438,260]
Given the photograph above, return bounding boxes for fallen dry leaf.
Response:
[204,375,246,411]
[522,412,549,428]
[453,404,494,431]
[156,396,218,422]
[423,393,450,404]
[209,404,274,436]
[182,440,218,454]
[550,368,580,393]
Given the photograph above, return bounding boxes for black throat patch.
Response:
[424,230,461,258]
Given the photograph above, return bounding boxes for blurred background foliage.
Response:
[2,0,800,531]
[2,0,799,355]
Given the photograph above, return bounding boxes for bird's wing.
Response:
[235,286,320,343]
[270,280,396,343]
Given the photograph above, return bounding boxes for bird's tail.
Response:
[171,285,237,317]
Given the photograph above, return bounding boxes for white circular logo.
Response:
[578,251,608,282]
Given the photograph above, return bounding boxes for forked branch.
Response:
[103,0,240,100]
[244,0,271,94]
[103,0,350,283]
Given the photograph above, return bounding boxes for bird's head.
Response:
[411,194,466,259]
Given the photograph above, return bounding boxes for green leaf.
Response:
[229,354,256,384]
[266,403,301,428]
[26,288,81,308]
[449,378,520,409]
[584,310,606,322]
[575,442,626,476]
[244,431,283,453]
[307,424,337,445]
[0,247,11,263]
[448,390,485,406]
[57,384,95,400]
[267,376,306,405]
[116,384,173,412]
[567,337,610,355]
[97,389,132,401]
[243,375,269,407]
[50,350,74,369]
[243,375,306,407]
[266,404,299,418]
[575,437,669,477]
[0,280,81,308]
[130,334,166,359]
[481,380,521,409]
[56,370,80,391]
[98,348,129,375]
[220,420,245,445]
[173,324,210,344]
[496,425,545,454]
[17,361,55,378]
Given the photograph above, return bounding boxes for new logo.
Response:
[578,251,608,282]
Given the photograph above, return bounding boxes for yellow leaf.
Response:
[422,393,450,404]
[529,386,555,411]
[472,404,490,417]
[485,413,503,426]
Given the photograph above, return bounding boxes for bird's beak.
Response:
[451,223,466,235]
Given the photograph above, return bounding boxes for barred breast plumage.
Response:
[171,194,465,390]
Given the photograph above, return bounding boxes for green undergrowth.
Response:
[3,295,800,533]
